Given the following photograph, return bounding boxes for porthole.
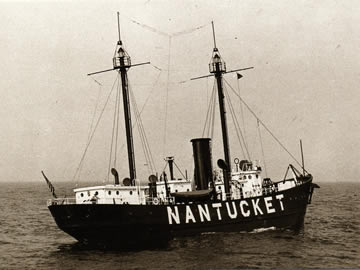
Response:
[218,186,221,190]
[256,175,259,178]
[80,193,84,197]
[244,175,247,179]
[175,189,178,192]
[249,175,252,179]
[187,189,189,191]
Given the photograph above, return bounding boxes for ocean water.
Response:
[0,181,359,269]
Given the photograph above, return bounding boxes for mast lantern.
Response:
[209,50,226,74]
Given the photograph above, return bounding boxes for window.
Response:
[108,191,111,195]
[80,193,84,197]
[249,175,252,179]
[130,191,133,195]
[116,191,119,195]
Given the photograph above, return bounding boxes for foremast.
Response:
[113,12,136,184]
[209,22,231,197]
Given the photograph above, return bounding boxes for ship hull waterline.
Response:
[48,177,313,248]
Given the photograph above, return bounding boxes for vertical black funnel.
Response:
[191,138,213,190]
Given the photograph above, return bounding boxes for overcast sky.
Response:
[1,0,359,184]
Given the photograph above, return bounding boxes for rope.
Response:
[257,119,268,177]
[223,78,303,168]
[236,78,247,149]
[73,75,119,186]
[162,36,171,157]
[223,84,249,160]
[210,85,216,139]
[202,82,216,137]
[87,79,102,142]
[128,17,208,38]
[173,161,187,179]
[129,82,157,174]
[114,75,121,168]
[77,79,102,181]
[107,75,121,182]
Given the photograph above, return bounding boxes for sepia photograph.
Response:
[0,0,359,269]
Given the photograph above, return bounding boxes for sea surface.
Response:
[0,181,359,269]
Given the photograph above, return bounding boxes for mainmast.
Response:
[113,12,136,184]
[87,13,151,184]
[209,22,231,197]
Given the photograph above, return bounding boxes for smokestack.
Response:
[166,157,175,180]
[191,138,213,190]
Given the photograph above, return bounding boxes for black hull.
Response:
[49,177,314,248]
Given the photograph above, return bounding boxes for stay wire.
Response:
[128,82,157,174]
[77,79,102,181]
[236,79,248,150]
[202,82,216,137]
[131,88,152,174]
[107,74,121,183]
[257,119,268,177]
[173,161,187,179]
[210,85,217,139]
[162,36,171,157]
[73,75,119,186]
[223,79,303,168]
[223,84,249,160]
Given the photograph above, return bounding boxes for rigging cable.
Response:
[128,17,208,38]
[73,75,119,186]
[223,84,250,160]
[77,78,103,181]
[162,36,171,157]
[236,77,248,151]
[210,83,217,139]
[87,78,103,142]
[129,84,157,174]
[114,74,121,168]
[107,74,121,182]
[202,81,216,137]
[257,119,268,177]
[223,78,303,168]
[173,160,187,179]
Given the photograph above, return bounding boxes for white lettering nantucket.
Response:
[239,201,250,217]
[185,205,196,223]
[276,194,285,211]
[167,206,180,225]
[226,202,238,219]
[264,197,275,214]
[251,198,264,216]
[198,204,211,222]
[212,203,223,220]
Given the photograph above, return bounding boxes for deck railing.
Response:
[47,198,76,206]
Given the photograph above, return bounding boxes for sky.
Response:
[0,0,359,185]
